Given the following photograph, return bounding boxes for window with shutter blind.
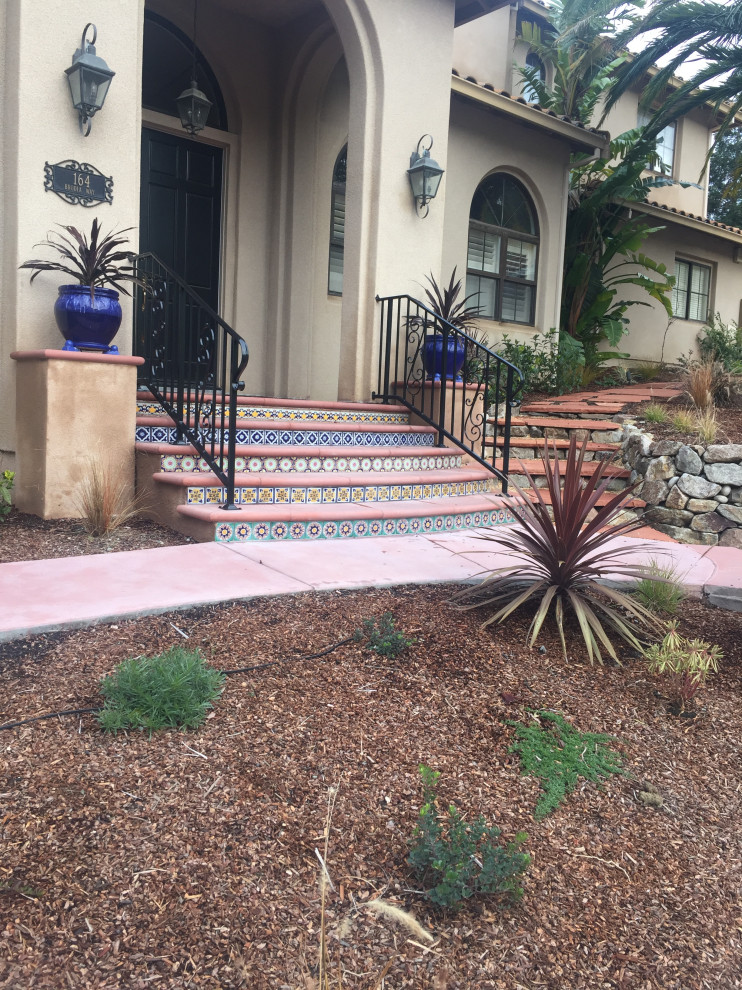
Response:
[466,173,538,325]
[672,258,712,321]
[328,145,347,296]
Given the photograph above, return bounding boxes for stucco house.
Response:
[1,0,738,541]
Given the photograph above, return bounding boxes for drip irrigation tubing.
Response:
[0,634,358,732]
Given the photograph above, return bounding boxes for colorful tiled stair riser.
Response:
[213,508,514,543]
[136,394,516,543]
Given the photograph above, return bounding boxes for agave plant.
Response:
[422,268,482,334]
[455,436,663,664]
[19,218,137,298]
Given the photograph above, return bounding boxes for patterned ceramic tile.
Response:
[138,425,435,447]
[138,399,409,424]
[211,507,514,542]
[159,451,462,474]
[187,478,490,507]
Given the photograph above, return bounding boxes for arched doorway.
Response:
[139,11,228,313]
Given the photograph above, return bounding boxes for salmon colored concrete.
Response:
[2,529,742,642]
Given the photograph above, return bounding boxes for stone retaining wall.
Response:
[621,430,742,547]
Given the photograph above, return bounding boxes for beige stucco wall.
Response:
[0,0,10,472]
[149,0,457,404]
[617,222,742,364]
[0,0,144,468]
[442,95,570,348]
[13,351,141,518]
[603,93,712,218]
[452,4,515,90]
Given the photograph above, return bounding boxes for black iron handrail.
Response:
[373,294,524,493]
[132,253,249,510]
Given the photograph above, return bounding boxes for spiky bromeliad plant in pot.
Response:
[455,436,664,664]
[420,268,483,382]
[19,218,138,354]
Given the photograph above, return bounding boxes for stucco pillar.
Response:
[326,0,456,401]
[10,350,143,519]
[0,0,144,466]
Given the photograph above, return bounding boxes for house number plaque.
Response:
[44,160,113,206]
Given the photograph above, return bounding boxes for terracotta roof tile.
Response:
[451,68,608,137]
[645,199,742,236]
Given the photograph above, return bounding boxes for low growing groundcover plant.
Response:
[508,711,627,820]
[98,646,225,734]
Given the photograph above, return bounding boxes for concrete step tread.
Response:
[135,414,437,435]
[499,458,629,477]
[154,467,495,487]
[520,401,627,415]
[492,436,618,452]
[136,441,456,459]
[518,487,644,509]
[136,390,406,415]
[491,415,622,431]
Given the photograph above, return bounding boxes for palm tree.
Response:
[604,0,742,140]
[517,0,642,123]
[516,0,676,372]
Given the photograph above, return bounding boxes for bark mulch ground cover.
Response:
[0,511,192,564]
[1,586,741,989]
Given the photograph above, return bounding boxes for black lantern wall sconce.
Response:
[176,0,212,136]
[65,23,115,136]
[407,134,445,218]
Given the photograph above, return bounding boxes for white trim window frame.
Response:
[672,257,712,322]
[638,109,677,176]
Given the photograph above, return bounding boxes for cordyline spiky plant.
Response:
[19,218,138,299]
[455,436,663,664]
[422,267,482,334]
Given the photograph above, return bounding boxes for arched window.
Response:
[466,173,538,325]
[142,11,228,131]
[328,145,347,295]
[522,52,546,103]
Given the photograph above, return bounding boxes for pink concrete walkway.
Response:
[1,530,741,641]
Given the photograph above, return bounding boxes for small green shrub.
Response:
[633,562,685,616]
[698,313,742,371]
[408,766,529,910]
[495,328,582,396]
[358,612,415,659]
[508,711,626,820]
[98,647,225,734]
[0,470,14,520]
[643,403,668,424]
[643,621,722,713]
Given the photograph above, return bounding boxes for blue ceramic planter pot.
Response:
[54,285,122,354]
[422,334,466,381]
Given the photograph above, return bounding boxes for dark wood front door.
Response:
[140,127,223,312]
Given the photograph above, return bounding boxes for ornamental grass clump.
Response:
[455,436,662,664]
[633,561,686,616]
[98,647,225,734]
